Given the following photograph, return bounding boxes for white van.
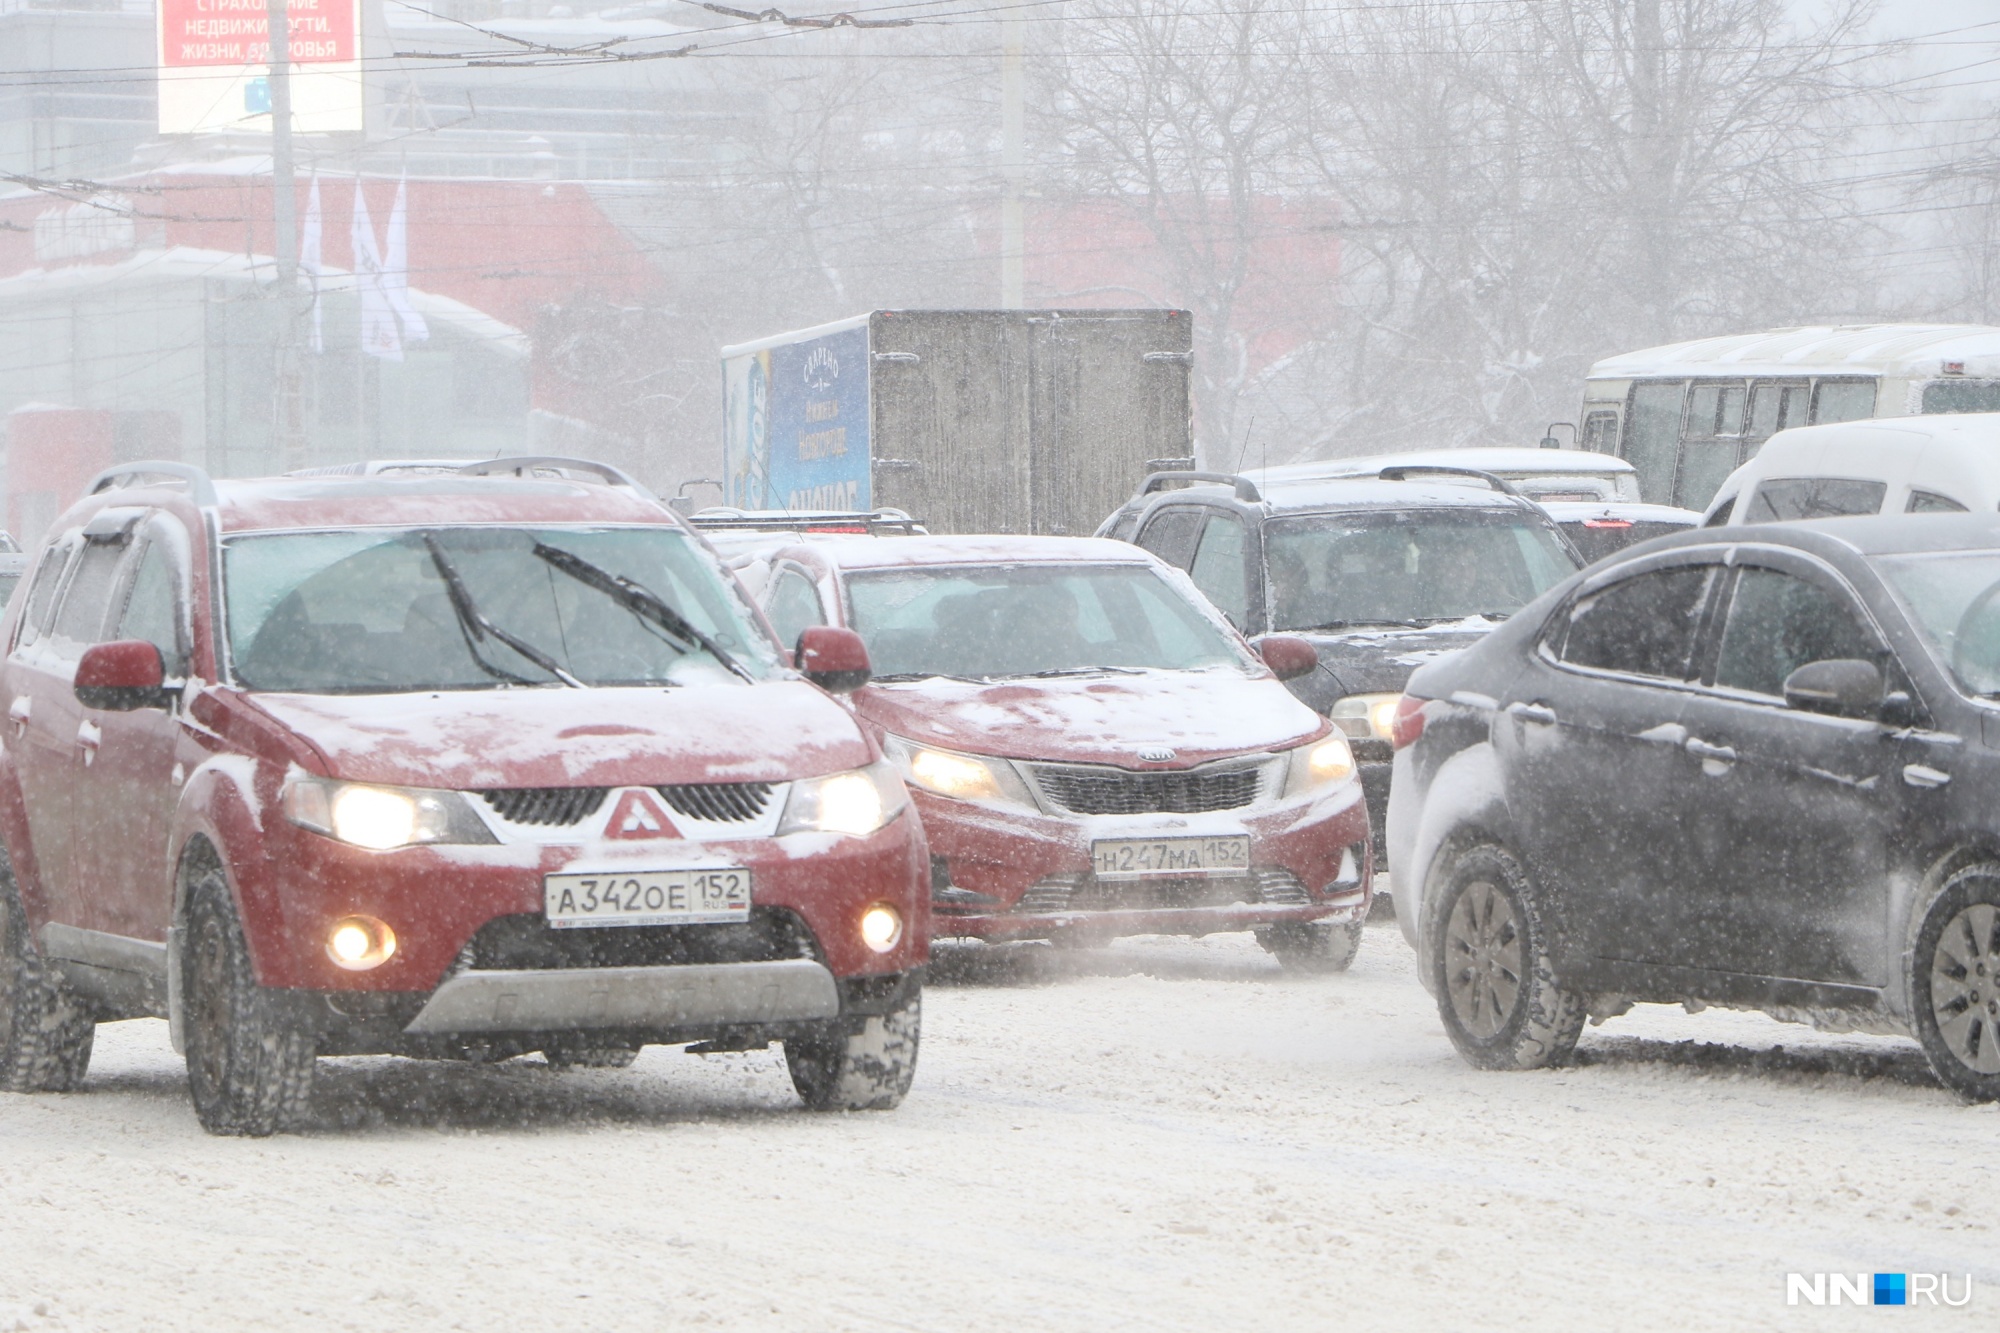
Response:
[1705,413,2000,525]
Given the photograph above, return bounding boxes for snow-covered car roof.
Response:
[1248,447,1634,487]
[203,473,676,534]
[1248,474,1551,512]
[786,533,1158,571]
[1588,323,2000,380]
[1536,500,1702,526]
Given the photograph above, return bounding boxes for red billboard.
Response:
[160,0,356,68]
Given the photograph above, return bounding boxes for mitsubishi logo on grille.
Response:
[604,789,680,840]
[1136,745,1178,763]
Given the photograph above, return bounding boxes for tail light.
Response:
[1390,694,1429,750]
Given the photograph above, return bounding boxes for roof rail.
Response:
[456,456,658,499]
[1140,470,1263,503]
[684,508,927,534]
[1376,464,1524,498]
[87,461,219,506]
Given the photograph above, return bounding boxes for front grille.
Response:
[1009,870,1258,914]
[462,908,816,971]
[1253,867,1312,906]
[1032,764,1262,814]
[480,787,609,826]
[657,782,775,823]
[1015,875,1083,913]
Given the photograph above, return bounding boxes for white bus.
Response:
[1576,324,2000,510]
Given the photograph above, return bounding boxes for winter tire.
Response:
[1911,864,2000,1102]
[785,986,920,1111]
[1258,919,1363,973]
[182,863,316,1136]
[1429,844,1584,1071]
[0,854,95,1094]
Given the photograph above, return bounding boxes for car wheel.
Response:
[542,1042,641,1070]
[1429,844,1584,1071]
[1258,920,1363,973]
[0,861,95,1094]
[1911,865,2000,1102]
[784,986,920,1111]
[181,864,316,1136]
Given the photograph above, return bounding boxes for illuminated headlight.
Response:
[1329,692,1403,741]
[1284,735,1356,797]
[777,761,907,837]
[283,779,496,850]
[880,736,1035,807]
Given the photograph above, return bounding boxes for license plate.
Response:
[544,868,751,929]
[1091,836,1251,880]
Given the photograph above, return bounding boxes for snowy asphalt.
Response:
[1,919,1994,1331]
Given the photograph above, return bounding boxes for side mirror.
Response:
[797,626,871,694]
[75,639,170,711]
[1782,658,1884,719]
[1253,634,1319,682]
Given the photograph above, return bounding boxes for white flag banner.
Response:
[351,180,401,362]
[300,172,324,354]
[384,175,429,345]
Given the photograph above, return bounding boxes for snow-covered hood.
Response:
[853,669,1324,768]
[1287,618,1503,709]
[250,681,873,789]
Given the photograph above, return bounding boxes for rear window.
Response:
[1920,380,2000,415]
[1561,519,1696,565]
[1744,477,1886,523]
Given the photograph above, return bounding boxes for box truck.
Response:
[720,308,1193,535]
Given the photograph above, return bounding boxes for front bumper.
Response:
[402,958,839,1034]
[919,778,1372,942]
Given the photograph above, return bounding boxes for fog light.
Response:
[859,904,903,954]
[326,915,396,971]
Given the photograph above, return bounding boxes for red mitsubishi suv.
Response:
[0,458,928,1134]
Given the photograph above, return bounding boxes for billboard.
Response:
[158,0,364,134]
[723,321,872,512]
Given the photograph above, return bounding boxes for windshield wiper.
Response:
[531,541,755,683]
[424,535,584,688]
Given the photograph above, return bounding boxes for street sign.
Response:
[158,0,364,134]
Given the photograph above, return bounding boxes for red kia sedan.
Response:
[753,535,1374,966]
[0,458,927,1134]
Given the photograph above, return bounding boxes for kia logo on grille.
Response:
[1136,745,1177,763]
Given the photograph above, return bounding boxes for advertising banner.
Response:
[724,322,872,512]
[158,0,364,134]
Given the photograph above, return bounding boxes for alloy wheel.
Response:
[1445,879,1523,1040]
[188,911,232,1095]
[1930,902,2000,1075]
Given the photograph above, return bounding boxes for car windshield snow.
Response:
[845,562,1244,680]
[223,525,776,693]
[1264,508,1577,631]
[1877,548,2000,696]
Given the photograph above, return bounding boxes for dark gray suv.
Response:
[1099,469,1581,843]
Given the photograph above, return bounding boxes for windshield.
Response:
[845,563,1245,680]
[1264,508,1577,631]
[224,526,777,693]
[1876,548,2000,696]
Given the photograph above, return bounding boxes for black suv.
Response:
[1099,469,1581,841]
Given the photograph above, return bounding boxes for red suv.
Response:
[753,535,1374,964]
[0,458,928,1134]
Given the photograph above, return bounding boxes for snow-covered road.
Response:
[1,921,1993,1331]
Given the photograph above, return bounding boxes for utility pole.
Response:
[1000,7,1024,309]
[266,0,305,471]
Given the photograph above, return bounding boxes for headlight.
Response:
[777,760,907,837]
[283,779,496,850]
[1329,692,1403,741]
[880,735,1036,808]
[1284,734,1356,797]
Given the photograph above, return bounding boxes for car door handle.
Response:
[1507,702,1558,725]
[1684,737,1736,765]
[6,697,28,735]
[1903,764,1951,789]
[76,720,101,759]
